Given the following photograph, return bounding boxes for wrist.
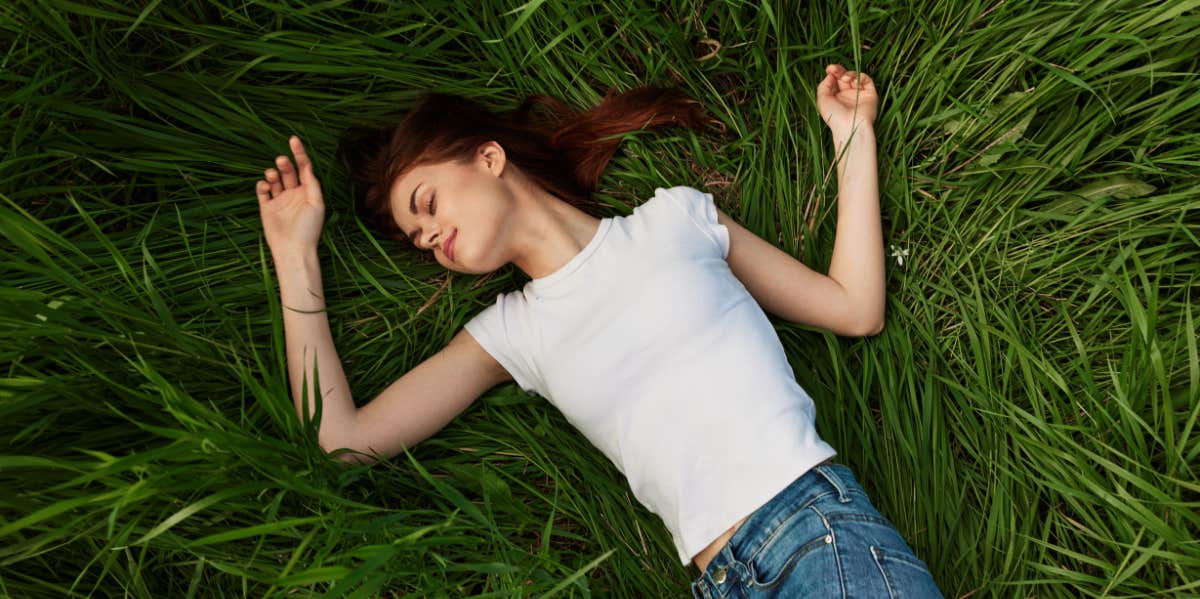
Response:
[830,124,876,151]
[830,122,875,143]
[271,245,320,269]
[274,251,326,312]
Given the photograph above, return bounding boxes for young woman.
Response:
[255,64,943,597]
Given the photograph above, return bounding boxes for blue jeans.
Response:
[690,463,943,598]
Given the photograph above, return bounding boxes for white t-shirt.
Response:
[463,185,837,565]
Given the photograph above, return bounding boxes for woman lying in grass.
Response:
[255,63,943,597]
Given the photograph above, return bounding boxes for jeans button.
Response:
[713,565,727,584]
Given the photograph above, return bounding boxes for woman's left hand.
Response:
[816,63,879,136]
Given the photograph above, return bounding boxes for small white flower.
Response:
[889,244,910,267]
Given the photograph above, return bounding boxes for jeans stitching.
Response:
[870,545,899,599]
[871,543,932,570]
[743,489,837,565]
[810,503,846,598]
[745,532,831,590]
[814,465,852,503]
[825,512,893,526]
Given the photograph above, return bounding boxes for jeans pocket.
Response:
[747,530,828,590]
[870,545,944,599]
[744,504,841,595]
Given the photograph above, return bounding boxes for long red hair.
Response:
[337,87,720,250]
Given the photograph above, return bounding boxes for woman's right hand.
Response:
[256,135,325,261]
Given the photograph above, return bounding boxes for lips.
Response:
[444,229,457,261]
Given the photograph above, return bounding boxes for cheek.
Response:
[463,208,510,265]
[450,175,511,252]
[460,184,507,228]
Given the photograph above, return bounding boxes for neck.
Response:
[506,170,601,280]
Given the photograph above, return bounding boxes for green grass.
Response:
[2,0,1198,596]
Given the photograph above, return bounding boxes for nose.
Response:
[419,228,440,251]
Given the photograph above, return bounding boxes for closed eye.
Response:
[409,191,437,250]
[423,192,436,253]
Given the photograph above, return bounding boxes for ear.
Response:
[477,141,506,177]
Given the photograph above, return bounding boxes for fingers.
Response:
[840,71,872,89]
[823,64,873,90]
[289,136,309,174]
[851,72,873,88]
[256,179,271,205]
[293,136,320,189]
[817,72,838,96]
[276,155,299,189]
[264,168,283,196]
[259,135,318,201]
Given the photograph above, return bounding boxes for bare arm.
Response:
[821,64,885,332]
[826,125,885,331]
[274,250,356,451]
[254,135,356,450]
[719,64,884,336]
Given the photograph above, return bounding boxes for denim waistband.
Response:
[692,460,857,596]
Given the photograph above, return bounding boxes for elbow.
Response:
[861,305,885,336]
[326,446,379,466]
[848,315,884,337]
[320,435,377,466]
[336,451,379,466]
[318,431,343,455]
[318,411,374,464]
[865,319,884,336]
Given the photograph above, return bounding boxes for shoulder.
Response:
[642,185,706,207]
[639,185,728,258]
[465,289,530,330]
[633,185,716,225]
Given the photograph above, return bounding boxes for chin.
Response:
[447,257,502,276]
[441,257,472,274]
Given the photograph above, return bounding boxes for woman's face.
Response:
[389,141,516,274]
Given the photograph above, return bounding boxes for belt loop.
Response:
[815,464,852,503]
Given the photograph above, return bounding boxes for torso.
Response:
[692,514,750,573]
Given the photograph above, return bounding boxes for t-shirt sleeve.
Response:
[655,185,731,259]
[462,292,542,396]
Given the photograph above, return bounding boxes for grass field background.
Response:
[3,1,1198,596]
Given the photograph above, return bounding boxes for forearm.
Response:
[826,125,885,329]
[274,250,357,448]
